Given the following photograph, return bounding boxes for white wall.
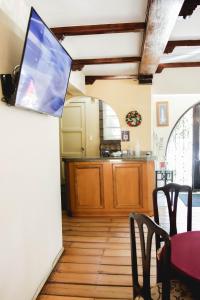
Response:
[152,94,200,163]
[68,71,86,96]
[0,2,63,299]
[153,68,200,95]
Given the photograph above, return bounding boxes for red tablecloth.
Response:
[171,231,200,281]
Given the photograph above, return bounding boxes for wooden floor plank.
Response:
[97,274,132,286]
[59,255,101,264]
[99,265,131,275]
[63,231,130,238]
[108,237,130,243]
[62,226,110,232]
[38,296,93,300]
[67,242,130,250]
[62,217,113,223]
[111,218,128,222]
[101,256,131,266]
[55,262,131,275]
[38,296,130,300]
[41,283,133,299]
[48,272,99,285]
[63,236,108,243]
[49,272,132,286]
[64,248,104,256]
[62,222,129,228]
[62,217,127,222]
[103,249,131,257]
[55,263,99,274]
[110,227,129,232]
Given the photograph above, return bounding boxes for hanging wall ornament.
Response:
[125,110,142,127]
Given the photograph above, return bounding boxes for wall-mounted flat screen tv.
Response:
[15,7,72,117]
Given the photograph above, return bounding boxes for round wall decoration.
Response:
[126,110,142,127]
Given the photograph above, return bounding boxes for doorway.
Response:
[166,102,200,189]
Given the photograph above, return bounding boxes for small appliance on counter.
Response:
[100,140,121,157]
[110,151,122,157]
[101,150,110,157]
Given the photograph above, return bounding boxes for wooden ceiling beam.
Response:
[72,57,141,71]
[138,74,153,84]
[156,62,200,73]
[85,75,137,85]
[51,22,145,39]
[164,40,200,53]
[139,0,185,78]
[179,0,200,18]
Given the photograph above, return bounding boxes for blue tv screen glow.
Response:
[15,8,72,117]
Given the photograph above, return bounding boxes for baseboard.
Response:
[32,246,64,300]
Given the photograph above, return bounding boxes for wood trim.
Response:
[164,40,200,53]
[72,57,141,71]
[179,0,200,19]
[156,62,200,73]
[139,0,184,76]
[51,22,146,39]
[85,75,137,85]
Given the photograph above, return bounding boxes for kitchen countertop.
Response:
[62,155,155,162]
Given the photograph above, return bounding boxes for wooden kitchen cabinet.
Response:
[64,159,155,217]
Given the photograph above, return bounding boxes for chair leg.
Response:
[157,259,164,283]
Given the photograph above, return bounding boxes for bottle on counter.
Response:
[135,141,141,157]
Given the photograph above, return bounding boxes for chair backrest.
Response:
[153,183,192,236]
[129,213,171,300]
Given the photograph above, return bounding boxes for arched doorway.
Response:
[166,102,200,189]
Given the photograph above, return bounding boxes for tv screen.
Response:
[15,7,72,117]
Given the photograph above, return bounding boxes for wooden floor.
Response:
[37,197,200,300]
[38,215,134,300]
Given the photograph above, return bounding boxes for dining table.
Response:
[170,231,200,282]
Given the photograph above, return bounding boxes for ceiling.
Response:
[25,0,200,84]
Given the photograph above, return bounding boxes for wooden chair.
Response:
[153,183,192,237]
[129,213,193,300]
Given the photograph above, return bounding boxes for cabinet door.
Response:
[112,163,143,209]
[72,164,104,211]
